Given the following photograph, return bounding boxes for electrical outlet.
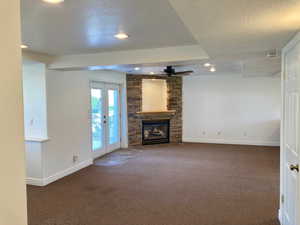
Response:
[73,155,78,163]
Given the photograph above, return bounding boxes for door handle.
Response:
[290,164,299,172]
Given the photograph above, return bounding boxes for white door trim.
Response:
[89,81,122,159]
[90,81,106,159]
[105,83,122,153]
[280,31,300,225]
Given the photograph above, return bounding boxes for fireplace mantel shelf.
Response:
[136,110,176,115]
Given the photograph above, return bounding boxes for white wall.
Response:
[183,75,281,146]
[25,141,43,180]
[43,70,127,180]
[22,62,48,139]
[142,79,167,112]
[0,0,28,224]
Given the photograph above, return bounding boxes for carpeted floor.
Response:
[27,143,280,225]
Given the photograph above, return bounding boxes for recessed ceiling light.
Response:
[114,32,129,40]
[42,0,64,4]
[204,63,211,67]
[150,72,155,75]
[134,67,140,71]
[210,67,216,72]
[21,44,28,49]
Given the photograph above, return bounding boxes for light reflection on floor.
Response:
[94,149,142,167]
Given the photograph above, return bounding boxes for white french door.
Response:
[281,35,300,225]
[90,82,121,159]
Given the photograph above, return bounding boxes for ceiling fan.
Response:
[162,66,193,77]
[136,66,193,77]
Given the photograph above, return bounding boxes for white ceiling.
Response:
[86,55,280,77]
[21,0,300,76]
[53,52,280,78]
[21,0,197,55]
[169,0,300,57]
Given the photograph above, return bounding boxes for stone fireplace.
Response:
[127,74,182,146]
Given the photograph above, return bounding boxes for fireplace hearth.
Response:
[142,120,170,145]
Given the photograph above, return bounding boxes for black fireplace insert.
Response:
[142,120,170,145]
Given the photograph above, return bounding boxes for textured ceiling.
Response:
[169,0,300,57]
[88,56,280,77]
[21,0,300,76]
[167,0,299,76]
[53,52,280,77]
[21,0,197,55]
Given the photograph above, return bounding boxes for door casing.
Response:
[280,31,300,225]
[89,81,122,159]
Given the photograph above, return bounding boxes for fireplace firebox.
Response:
[142,120,170,145]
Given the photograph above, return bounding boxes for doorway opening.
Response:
[90,82,121,159]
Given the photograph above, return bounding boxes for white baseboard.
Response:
[26,158,93,186]
[26,177,44,186]
[278,209,282,225]
[183,137,280,147]
[43,158,93,186]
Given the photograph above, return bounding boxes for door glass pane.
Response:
[108,89,120,144]
[91,88,103,150]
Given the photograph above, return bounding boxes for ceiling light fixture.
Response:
[150,72,155,75]
[21,44,28,49]
[134,67,140,71]
[210,67,216,72]
[42,0,64,4]
[204,63,211,67]
[114,32,129,40]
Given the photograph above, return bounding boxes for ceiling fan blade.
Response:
[173,71,194,76]
[131,73,167,77]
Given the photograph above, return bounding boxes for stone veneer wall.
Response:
[127,74,182,146]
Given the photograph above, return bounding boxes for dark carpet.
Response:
[27,143,280,225]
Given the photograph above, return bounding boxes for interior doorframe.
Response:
[88,79,128,159]
[279,40,286,225]
[279,31,300,225]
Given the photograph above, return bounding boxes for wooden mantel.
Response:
[136,110,176,115]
